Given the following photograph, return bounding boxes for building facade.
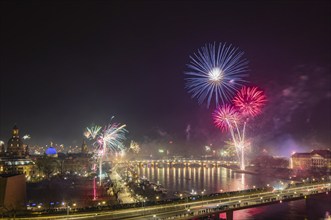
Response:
[291,149,331,170]
[0,126,36,178]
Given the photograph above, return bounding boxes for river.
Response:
[136,165,331,219]
[137,165,282,196]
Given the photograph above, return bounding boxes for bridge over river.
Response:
[18,181,331,220]
[115,158,239,168]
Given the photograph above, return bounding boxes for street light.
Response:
[67,205,70,216]
[201,189,206,206]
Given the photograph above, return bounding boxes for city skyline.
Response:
[1,1,330,156]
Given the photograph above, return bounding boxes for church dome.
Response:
[45,147,57,155]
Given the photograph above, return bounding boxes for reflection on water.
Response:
[137,166,331,219]
[219,193,331,220]
[137,166,279,196]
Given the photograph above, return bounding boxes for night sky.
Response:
[1,1,330,156]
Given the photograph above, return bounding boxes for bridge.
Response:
[17,181,331,220]
[114,158,239,168]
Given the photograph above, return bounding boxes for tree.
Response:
[36,156,60,179]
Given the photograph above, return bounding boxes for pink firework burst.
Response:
[233,86,267,117]
[213,104,239,131]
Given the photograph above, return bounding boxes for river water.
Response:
[137,166,281,195]
[136,166,331,219]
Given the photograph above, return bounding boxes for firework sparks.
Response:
[130,140,140,154]
[212,104,240,131]
[99,123,127,153]
[85,125,102,139]
[185,42,249,107]
[85,118,128,186]
[22,134,31,140]
[205,146,211,151]
[213,104,247,170]
[233,86,267,117]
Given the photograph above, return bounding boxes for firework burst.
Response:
[129,140,140,154]
[85,125,102,139]
[212,104,240,131]
[185,42,249,107]
[233,86,267,117]
[98,123,127,153]
[85,118,128,186]
[22,134,31,140]
[213,104,246,170]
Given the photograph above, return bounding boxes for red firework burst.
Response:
[213,104,239,132]
[233,86,267,117]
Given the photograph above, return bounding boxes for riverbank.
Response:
[244,166,294,181]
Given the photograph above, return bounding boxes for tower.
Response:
[0,141,5,156]
[81,140,88,154]
[7,125,24,158]
[12,125,19,137]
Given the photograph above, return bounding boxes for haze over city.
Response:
[1,1,330,157]
[1,1,331,220]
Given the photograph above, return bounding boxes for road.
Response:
[17,182,330,220]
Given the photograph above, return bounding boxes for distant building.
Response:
[3,125,28,157]
[0,126,36,178]
[34,140,93,177]
[291,149,331,170]
[45,146,58,158]
[81,140,88,154]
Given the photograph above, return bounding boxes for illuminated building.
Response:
[0,126,36,178]
[4,125,28,157]
[34,140,93,177]
[291,150,331,170]
[81,140,88,154]
[61,141,93,174]
[45,146,58,158]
